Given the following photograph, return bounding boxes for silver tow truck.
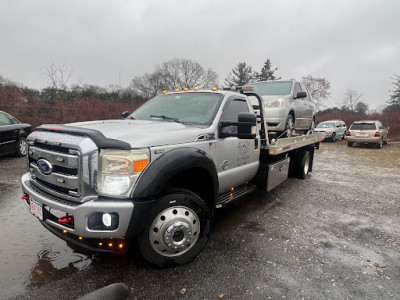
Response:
[21,89,324,267]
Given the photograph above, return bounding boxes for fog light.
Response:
[102,213,112,227]
[88,212,119,230]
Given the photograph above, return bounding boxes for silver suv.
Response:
[243,79,316,137]
[314,120,347,142]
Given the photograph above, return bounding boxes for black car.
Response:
[0,110,31,157]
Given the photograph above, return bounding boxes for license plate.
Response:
[30,198,43,220]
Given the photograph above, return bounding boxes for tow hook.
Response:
[58,215,74,224]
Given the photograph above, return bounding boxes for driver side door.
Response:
[215,97,260,193]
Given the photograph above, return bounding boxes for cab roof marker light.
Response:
[194,87,199,91]
[163,90,167,94]
[212,87,218,91]
[184,87,188,91]
[175,88,180,92]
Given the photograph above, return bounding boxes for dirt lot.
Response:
[0,140,399,299]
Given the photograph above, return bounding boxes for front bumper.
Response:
[264,108,288,132]
[21,173,134,241]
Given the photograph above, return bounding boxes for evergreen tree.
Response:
[224,62,254,87]
[354,101,369,114]
[254,59,280,81]
[388,74,400,105]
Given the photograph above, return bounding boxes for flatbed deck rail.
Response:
[264,133,325,155]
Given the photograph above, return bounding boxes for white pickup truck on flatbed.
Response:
[21,88,324,267]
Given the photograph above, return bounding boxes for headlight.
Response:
[265,99,284,108]
[97,149,150,198]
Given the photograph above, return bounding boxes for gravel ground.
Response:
[0,140,399,299]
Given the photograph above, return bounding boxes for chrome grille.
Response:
[27,131,98,203]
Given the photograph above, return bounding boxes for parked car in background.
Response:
[346,120,389,148]
[243,79,316,137]
[314,120,347,142]
[0,111,31,157]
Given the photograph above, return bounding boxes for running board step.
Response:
[215,184,257,208]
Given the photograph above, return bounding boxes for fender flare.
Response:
[132,147,219,201]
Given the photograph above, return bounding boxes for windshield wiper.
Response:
[127,116,135,119]
[150,115,182,123]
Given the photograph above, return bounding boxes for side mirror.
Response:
[121,111,130,119]
[219,113,257,139]
[296,91,307,99]
[237,113,257,139]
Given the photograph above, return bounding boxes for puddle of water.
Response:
[0,188,93,299]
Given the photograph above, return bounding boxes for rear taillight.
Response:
[346,131,351,136]
[374,132,381,137]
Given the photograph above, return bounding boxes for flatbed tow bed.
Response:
[265,133,325,155]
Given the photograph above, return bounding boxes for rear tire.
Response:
[377,140,383,148]
[347,142,353,147]
[297,150,311,179]
[138,188,212,267]
[15,137,27,157]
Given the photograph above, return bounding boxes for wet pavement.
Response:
[0,141,399,299]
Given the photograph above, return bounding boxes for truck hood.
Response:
[68,119,210,148]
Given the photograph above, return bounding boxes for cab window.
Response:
[221,99,250,122]
[220,99,250,135]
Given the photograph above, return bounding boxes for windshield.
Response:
[316,122,335,128]
[129,92,223,125]
[350,123,377,130]
[247,81,292,95]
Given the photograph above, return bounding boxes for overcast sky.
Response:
[1,0,399,109]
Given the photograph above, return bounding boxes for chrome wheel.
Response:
[19,139,27,155]
[149,206,200,257]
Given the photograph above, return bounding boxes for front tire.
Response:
[285,115,294,137]
[331,132,336,142]
[138,189,212,267]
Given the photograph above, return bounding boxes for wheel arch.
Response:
[132,147,218,210]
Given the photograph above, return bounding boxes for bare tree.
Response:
[130,71,164,99]
[158,58,218,90]
[43,63,73,90]
[341,89,363,111]
[301,75,331,109]
[130,58,218,98]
